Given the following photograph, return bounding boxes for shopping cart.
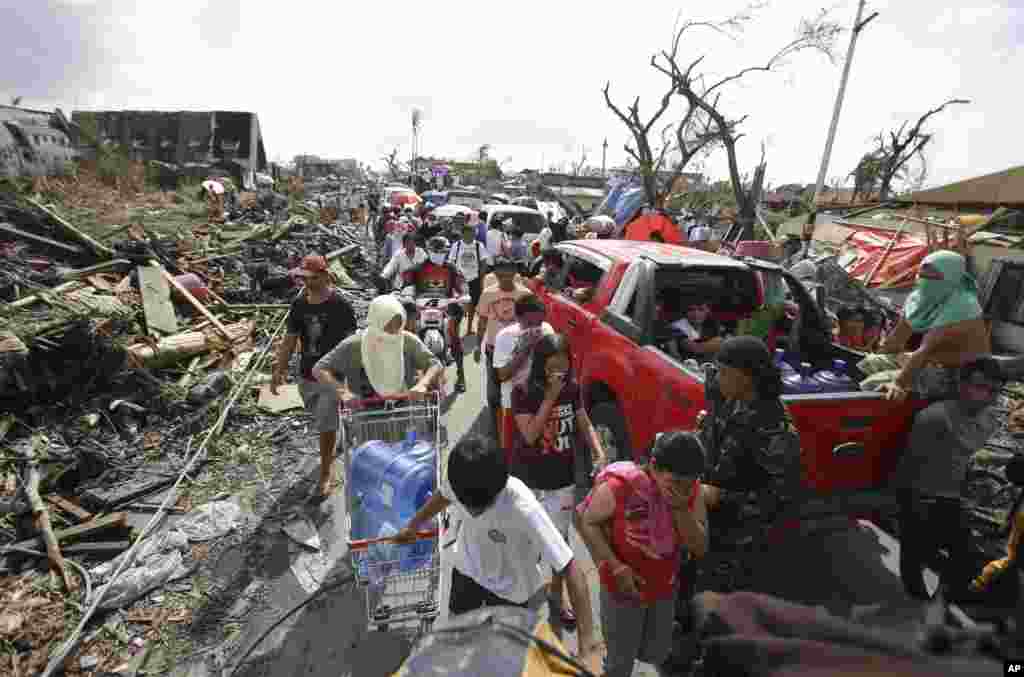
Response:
[342,393,444,638]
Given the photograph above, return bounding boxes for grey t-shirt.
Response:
[314,331,440,398]
[893,400,999,499]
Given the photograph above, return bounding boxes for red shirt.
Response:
[598,474,697,603]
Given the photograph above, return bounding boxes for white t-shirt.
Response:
[486,228,509,258]
[441,476,573,604]
[492,321,555,408]
[447,239,490,282]
[381,248,427,288]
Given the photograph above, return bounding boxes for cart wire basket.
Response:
[342,393,444,638]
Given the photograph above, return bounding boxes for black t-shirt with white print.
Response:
[287,290,357,379]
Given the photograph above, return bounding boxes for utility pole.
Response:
[602,138,608,177]
[810,0,879,213]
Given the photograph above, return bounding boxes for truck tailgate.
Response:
[783,393,921,492]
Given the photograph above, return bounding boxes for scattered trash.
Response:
[282,517,321,551]
[176,500,242,542]
[289,544,329,595]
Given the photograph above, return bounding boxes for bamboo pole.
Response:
[4,280,85,311]
[20,436,72,590]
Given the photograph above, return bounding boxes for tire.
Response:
[589,401,633,463]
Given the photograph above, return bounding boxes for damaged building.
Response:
[71,110,268,189]
[0,104,80,178]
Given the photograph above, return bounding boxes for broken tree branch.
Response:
[19,435,73,590]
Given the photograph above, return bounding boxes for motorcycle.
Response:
[415,294,469,364]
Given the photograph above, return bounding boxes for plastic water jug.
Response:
[774,349,796,377]
[349,440,437,572]
[782,361,823,394]
[812,359,855,393]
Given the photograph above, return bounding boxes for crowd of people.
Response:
[267,189,1011,674]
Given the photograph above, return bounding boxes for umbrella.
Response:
[624,212,684,244]
[432,204,476,219]
[391,191,423,207]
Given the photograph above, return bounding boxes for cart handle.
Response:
[341,391,441,409]
[348,529,439,552]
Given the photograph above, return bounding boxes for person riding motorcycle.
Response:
[404,236,468,392]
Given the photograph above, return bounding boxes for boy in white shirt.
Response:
[492,294,554,450]
[397,435,601,672]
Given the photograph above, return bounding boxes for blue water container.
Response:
[812,359,856,393]
[349,440,437,573]
[774,349,796,377]
[782,361,823,394]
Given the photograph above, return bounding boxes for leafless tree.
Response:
[571,146,589,176]
[652,5,843,238]
[381,147,404,180]
[873,99,969,200]
[603,35,719,208]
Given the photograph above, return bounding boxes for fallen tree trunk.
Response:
[124,320,254,369]
[19,436,73,590]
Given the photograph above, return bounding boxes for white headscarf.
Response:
[361,295,406,396]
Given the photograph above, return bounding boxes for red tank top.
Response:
[598,475,696,603]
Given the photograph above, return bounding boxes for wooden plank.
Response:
[26,197,117,258]
[154,262,233,342]
[5,512,126,551]
[79,471,176,511]
[60,259,132,281]
[325,243,361,261]
[0,222,85,255]
[44,495,94,523]
[137,264,179,335]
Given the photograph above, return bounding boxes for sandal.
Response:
[455,381,466,393]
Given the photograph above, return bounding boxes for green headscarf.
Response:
[902,250,981,332]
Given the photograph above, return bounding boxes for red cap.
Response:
[290,254,328,277]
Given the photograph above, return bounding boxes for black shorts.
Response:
[449,567,526,616]
[468,277,483,306]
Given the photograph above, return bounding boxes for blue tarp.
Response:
[614,186,647,226]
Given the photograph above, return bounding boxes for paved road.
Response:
[210,333,947,677]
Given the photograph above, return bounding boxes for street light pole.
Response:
[810,0,879,211]
[602,138,608,177]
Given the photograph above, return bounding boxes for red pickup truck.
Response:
[527,239,924,509]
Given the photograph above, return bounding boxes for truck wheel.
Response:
[590,401,633,463]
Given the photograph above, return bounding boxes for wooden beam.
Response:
[0,223,85,255]
[44,495,94,523]
[325,243,361,261]
[152,262,233,342]
[137,264,180,335]
[26,197,117,259]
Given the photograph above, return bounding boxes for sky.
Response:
[1,0,1021,190]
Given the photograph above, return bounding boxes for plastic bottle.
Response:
[812,359,855,393]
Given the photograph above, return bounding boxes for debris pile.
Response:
[0,173,381,673]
